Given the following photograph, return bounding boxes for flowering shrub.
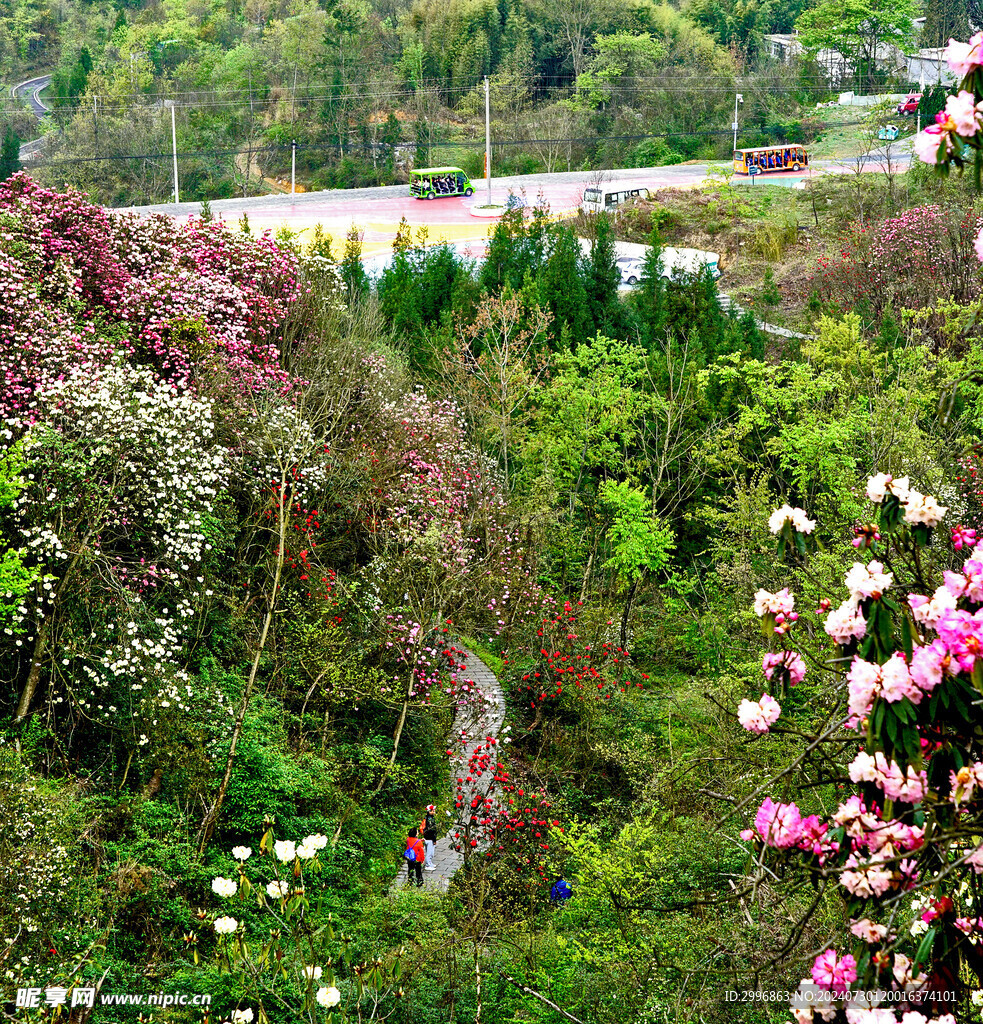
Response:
[0,174,301,419]
[911,36,983,261]
[740,473,983,1021]
[449,736,560,886]
[814,206,982,327]
[509,602,645,723]
[202,828,403,1022]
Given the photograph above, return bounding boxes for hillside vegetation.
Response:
[2,113,983,1023]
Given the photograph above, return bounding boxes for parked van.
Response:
[582,186,651,213]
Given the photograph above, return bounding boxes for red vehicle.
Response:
[897,93,922,115]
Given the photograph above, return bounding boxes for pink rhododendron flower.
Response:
[840,854,894,897]
[953,525,979,550]
[879,652,920,704]
[908,587,957,629]
[754,797,803,847]
[936,608,983,671]
[943,558,983,603]
[976,225,983,264]
[850,918,888,943]
[847,657,882,717]
[967,843,983,873]
[944,89,983,136]
[912,127,950,164]
[834,796,878,836]
[762,650,806,685]
[849,750,878,783]
[944,32,983,76]
[825,600,867,644]
[811,949,857,993]
[738,692,782,734]
[950,763,983,806]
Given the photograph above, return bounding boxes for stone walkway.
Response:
[718,292,816,341]
[394,647,505,893]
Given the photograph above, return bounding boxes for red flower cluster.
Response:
[449,739,559,882]
[512,602,644,711]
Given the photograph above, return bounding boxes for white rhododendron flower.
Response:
[304,965,323,980]
[231,846,251,861]
[297,842,317,860]
[753,587,795,617]
[231,1010,254,1024]
[266,880,291,898]
[213,916,238,934]
[768,504,816,535]
[304,833,329,850]
[866,473,894,503]
[211,876,238,898]
[273,840,296,863]
[316,986,342,1007]
[844,561,894,601]
[903,491,948,528]
[824,600,867,644]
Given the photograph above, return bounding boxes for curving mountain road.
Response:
[11,74,51,119]
[11,73,51,163]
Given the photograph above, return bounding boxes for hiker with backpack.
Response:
[404,827,425,887]
[422,805,437,871]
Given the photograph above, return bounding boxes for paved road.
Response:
[394,648,506,894]
[11,73,51,163]
[113,151,913,255]
[11,73,51,119]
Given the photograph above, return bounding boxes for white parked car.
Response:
[616,248,721,287]
[616,255,645,285]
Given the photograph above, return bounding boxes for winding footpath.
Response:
[395,648,505,893]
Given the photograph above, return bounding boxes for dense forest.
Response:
[0,0,934,203]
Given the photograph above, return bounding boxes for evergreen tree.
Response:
[633,228,667,350]
[585,216,628,338]
[0,128,20,182]
[922,0,969,47]
[341,226,370,308]
[534,225,592,349]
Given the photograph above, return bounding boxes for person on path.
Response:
[422,805,438,870]
[404,827,425,887]
[550,877,572,904]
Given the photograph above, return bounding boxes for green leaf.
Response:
[901,616,914,661]
[914,926,936,968]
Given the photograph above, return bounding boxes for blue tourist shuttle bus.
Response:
[410,167,475,199]
[733,144,808,174]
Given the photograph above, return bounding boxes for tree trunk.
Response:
[15,537,91,723]
[197,485,287,854]
[373,665,416,794]
[619,576,640,651]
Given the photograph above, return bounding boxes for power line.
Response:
[35,122,869,169]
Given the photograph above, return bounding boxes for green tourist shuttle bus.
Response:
[410,166,475,199]
[733,144,808,174]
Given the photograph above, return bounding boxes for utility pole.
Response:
[165,100,179,204]
[732,92,743,154]
[484,75,491,206]
[917,73,925,135]
[291,139,296,195]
